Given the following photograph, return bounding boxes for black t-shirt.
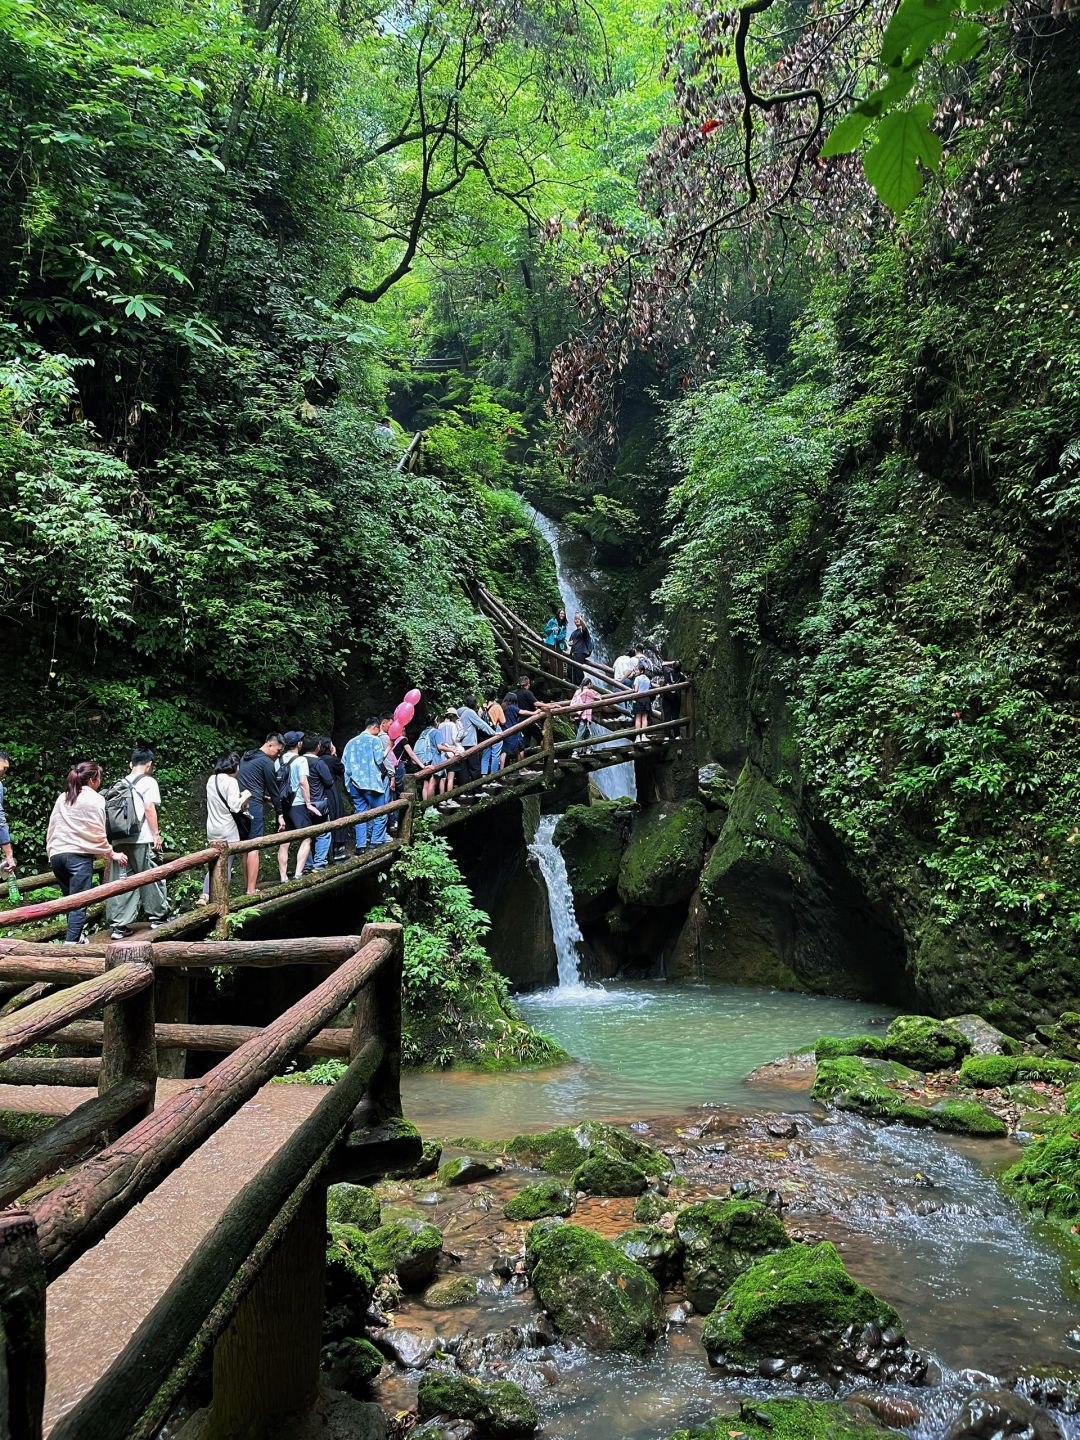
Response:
[512,687,537,714]
[321,753,344,819]
[306,756,333,813]
[238,750,283,816]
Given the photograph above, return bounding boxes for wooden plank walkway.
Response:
[42,1080,324,1435]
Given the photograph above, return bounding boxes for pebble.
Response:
[759,1357,787,1377]
[766,1116,799,1139]
[848,1390,924,1427]
[630,1121,651,1133]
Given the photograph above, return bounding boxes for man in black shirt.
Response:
[511,676,543,749]
[239,733,285,894]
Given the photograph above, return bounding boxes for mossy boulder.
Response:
[614,1225,684,1286]
[424,1274,478,1306]
[666,1399,906,1440]
[506,1121,667,1177]
[814,1057,1006,1136]
[1038,1010,1080,1062]
[417,1371,539,1437]
[701,1242,923,1384]
[959,1054,1079,1088]
[884,1015,971,1070]
[327,1184,381,1232]
[618,799,708,908]
[634,1190,679,1224]
[503,1178,575,1222]
[572,1154,648,1197]
[438,1154,503,1186]
[815,1034,889,1062]
[1003,1131,1080,1227]
[325,1222,376,1309]
[321,1336,384,1393]
[675,1198,791,1314]
[388,1137,443,1180]
[524,1221,664,1354]
[925,1099,1008,1136]
[552,801,631,916]
[365,1218,443,1290]
[950,1014,1024,1057]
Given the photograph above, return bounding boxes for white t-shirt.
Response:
[128,772,161,844]
[613,655,636,684]
[206,773,243,842]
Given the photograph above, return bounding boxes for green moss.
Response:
[700,761,810,907]
[614,1225,684,1285]
[440,1135,507,1154]
[327,1184,381,1232]
[701,1242,901,1369]
[437,1154,503,1186]
[365,1218,443,1289]
[424,1274,478,1306]
[960,1054,1080,1088]
[926,1099,1007,1136]
[675,1198,791,1313]
[1039,1011,1080,1062]
[325,1223,375,1301]
[617,799,708,908]
[525,1221,664,1354]
[321,1336,384,1392]
[633,1190,679,1223]
[506,1121,667,1177]
[813,1055,919,1099]
[814,1056,1005,1135]
[417,1372,539,1437]
[572,1154,648,1197]
[814,1034,889,1061]
[1003,1131,1080,1227]
[387,1137,442,1180]
[666,1399,905,1440]
[503,1178,575,1221]
[553,801,631,909]
[884,1015,971,1070]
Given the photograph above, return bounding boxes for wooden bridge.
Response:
[0,584,693,1438]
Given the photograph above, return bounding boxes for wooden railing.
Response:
[395,430,423,473]
[475,581,620,693]
[0,922,408,1439]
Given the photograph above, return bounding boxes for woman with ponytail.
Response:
[46,763,128,944]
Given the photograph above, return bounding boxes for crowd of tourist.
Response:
[0,634,685,945]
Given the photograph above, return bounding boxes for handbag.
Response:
[215,777,252,839]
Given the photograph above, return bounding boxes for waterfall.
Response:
[528,814,586,988]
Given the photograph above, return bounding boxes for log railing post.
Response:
[511,621,521,677]
[399,776,416,847]
[686,682,696,741]
[0,1209,45,1440]
[100,941,156,1132]
[208,840,230,939]
[349,924,403,1122]
[542,713,555,785]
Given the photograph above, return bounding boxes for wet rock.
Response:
[675,1198,790,1314]
[413,1422,479,1440]
[613,1225,685,1286]
[884,1014,971,1071]
[417,1371,539,1437]
[766,1116,799,1139]
[634,1190,679,1224]
[456,1323,554,1376]
[847,1391,924,1428]
[327,1183,381,1232]
[572,1153,648,1196]
[365,1218,443,1290]
[424,1274,478,1307]
[505,1121,667,1177]
[813,1057,1006,1135]
[389,1137,443,1180]
[1014,1368,1080,1415]
[438,1155,504,1186]
[379,1326,438,1370]
[701,1240,926,1387]
[952,1014,1025,1057]
[664,1398,908,1439]
[759,1356,787,1377]
[631,1121,651,1133]
[617,799,708,908]
[552,802,632,919]
[321,1337,384,1393]
[667,1302,693,1325]
[503,1179,575,1222]
[524,1221,663,1354]
[943,1388,1064,1440]
[325,1223,376,1325]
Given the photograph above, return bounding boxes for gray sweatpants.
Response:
[106,843,168,928]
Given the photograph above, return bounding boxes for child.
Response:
[571,682,601,750]
[633,665,652,743]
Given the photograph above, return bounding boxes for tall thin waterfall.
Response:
[528,815,586,988]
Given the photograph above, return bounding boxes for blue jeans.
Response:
[51,852,96,942]
[348,783,387,849]
[482,740,503,774]
[307,830,332,871]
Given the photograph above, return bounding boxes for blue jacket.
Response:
[342,732,386,794]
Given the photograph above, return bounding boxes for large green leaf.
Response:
[881,0,955,67]
[820,111,873,158]
[863,103,942,213]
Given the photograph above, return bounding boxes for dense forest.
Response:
[1,0,1078,1031]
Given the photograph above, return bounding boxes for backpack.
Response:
[278,758,296,812]
[104,778,143,842]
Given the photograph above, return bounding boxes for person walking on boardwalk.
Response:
[481,690,506,776]
[567,613,593,685]
[106,747,168,939]
[455,695,496,788]
[202,752,250,897]
[632,664,652,743]
[571,681,602,750]
[0,749,13,880]
[275,731,304,883]
[47,762,128,944]
[286,736,323,877]
[317,737,348,862]
[239,734,286,894]
[661,658,687,734]
[343,719,391,850]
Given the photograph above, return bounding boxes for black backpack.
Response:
[278,758,296,812]
[104,779,142,842]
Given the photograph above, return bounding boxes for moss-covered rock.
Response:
[1003,1131,1080,1227]
[666,1399,905,1440]
[633,1190,679,1224]
[327,1184,381,1232]
[884,1014,971,1070]
[814,1056,1006,1136]
[701,1242,922,1384]
[950,1014,1024,1057]
[365,1218,443,1290]
[417,1371,539,1437]
[325,1222,376,1308]
[424,1274,478,1306]
[552,802,632,917]
[1038,1011,1080,1062]
[675,1198,791,1314]
[614,1225,684,1285]
[524,1221,664,1354]
[572,1154,648,1197]
[437,1154,503,1186]
[506,1121,667,1177]
[617,799,708,908]
[959,1054,1080,1088]
[386,1132,442,1180]
[814,1034,889,1061]
[321,1336,384,1394]
[503,1178,575,1221]
[925,1098,1008,1136]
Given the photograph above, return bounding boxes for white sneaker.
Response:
[441,799,461,810]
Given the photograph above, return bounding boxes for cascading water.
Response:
[528,814,586,989]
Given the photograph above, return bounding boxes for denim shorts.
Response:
[248,799,266,837]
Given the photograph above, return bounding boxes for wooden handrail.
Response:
[0,962,153,1065]
[0,848,218,928]
[53,1019,353,1058]
[30,926,400,1277]
[0,935,368,970]
[229,798,407,854]
[395,430,423,473]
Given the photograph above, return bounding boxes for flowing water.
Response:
[528,814,586,987]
